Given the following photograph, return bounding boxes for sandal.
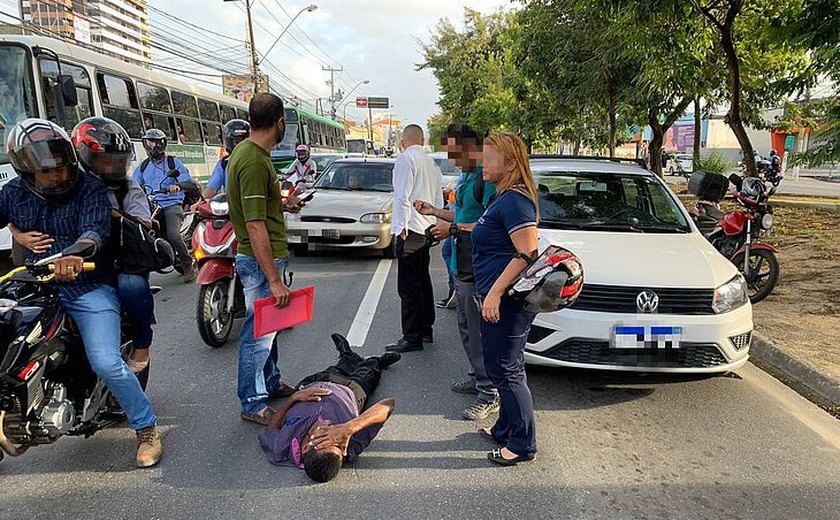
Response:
[478,427,503,446]
[268,383,296,399]
[487,448,535,467]
[240,406,275,426]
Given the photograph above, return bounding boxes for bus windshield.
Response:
[0,45,37,164]
[276,122,299,152]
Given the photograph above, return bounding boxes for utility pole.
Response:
[322,65,343,120]
[245,0,260,93]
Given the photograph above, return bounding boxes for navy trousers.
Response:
[480,296,538,458]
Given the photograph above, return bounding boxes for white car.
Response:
[668,153,693,176]
[526,156,752,373]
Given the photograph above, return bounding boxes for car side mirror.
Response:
[61,241,96,259]
[59,75,77,107]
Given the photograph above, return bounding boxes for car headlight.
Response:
[360,213,390,224]
[713,275,749,314]
[761,213,774,230]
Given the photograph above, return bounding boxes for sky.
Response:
[147,0,513,130]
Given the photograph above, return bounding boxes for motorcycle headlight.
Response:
[761,213,774,230]
[713,275,749,314]
[360,213,390,224]
[209,201,229,216]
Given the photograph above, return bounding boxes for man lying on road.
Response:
[258,334,401,482]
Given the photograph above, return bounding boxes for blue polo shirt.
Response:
[132,154,192,208]
[207,157,228,192]
[471,189,537,295]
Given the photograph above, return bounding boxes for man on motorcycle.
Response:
[203,119,251,200]
[133,128,196,281]
[70,117,157,381]
[284,144,316,189]
[0,119,163,468]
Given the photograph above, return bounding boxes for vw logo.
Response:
[636,290,659,313]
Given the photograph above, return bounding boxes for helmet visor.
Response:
[11,138,76,174]
[89,151,132,180]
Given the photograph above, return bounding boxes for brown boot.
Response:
[136,425,163,468]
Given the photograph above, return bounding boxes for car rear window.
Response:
[314,163,393,192]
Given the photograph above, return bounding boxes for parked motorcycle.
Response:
[738,159,783,187]
[192,193,244,348]
[147,169,200,274]
[0,243,154,463]
[690,171,780,304]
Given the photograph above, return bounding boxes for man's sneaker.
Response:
[135,425,163,468]
[435,290,457,309]
[182,264,197,283]
[463,399,500,421]
[450,379,479,395]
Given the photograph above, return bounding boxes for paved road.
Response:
[1,253,839,520]
[665,174,840,198]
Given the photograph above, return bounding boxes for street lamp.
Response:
[258,4,318,65]
[341,79,371,121]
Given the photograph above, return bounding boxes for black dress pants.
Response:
[296,351,384,410]
[395,231,434,344]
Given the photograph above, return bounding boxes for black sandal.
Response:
[478,427,503,446]
[487,448,535,467]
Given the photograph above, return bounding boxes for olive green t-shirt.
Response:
[226,139,288,258]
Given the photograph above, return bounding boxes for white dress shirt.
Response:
[391,144,443,236]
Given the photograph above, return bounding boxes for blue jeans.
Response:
[235,254,288,415]
[117,273,154,349]
[60,285,157,431]
[442,236,455,294]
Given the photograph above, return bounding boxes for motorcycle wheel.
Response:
[197,280,234,348]
[732,248,779,304]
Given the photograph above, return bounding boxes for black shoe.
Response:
[487,448,535,467]
[435,290,456,309]
[331,333,353,355]
[385,339,423,353]
[378,352,402,369]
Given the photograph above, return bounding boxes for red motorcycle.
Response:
[192,194,245,347]
[692,172,780,304]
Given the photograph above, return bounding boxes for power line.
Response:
[147,5,244,44]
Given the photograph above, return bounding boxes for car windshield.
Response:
[535,171,691,233]
[314,163,393,192]
[433,156,462,175]
[0,45,37,164]
[312,154,341,172]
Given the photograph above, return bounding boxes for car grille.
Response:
[308,236,355,245]
[530,339,729,368]
[570,284,716,315]
[729,332,752,351]
[527,325,555,344]
[300,216,356,224]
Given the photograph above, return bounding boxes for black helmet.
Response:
[508,246,584,313]
[142,128,167,161]
[223,119,250,153]
[71,117,133,186]
[6,118,81,204]
[735,177,767,206]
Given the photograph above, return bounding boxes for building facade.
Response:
[19,0,151,66]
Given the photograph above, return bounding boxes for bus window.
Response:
[143,112,176,140]
[220,105,236,123]
[235,107,248,121]
[96,72,143,137]
[177,117,202,144]
[39,58,92,131]
[203,121,222,145]
[137,82,171,112]
[172,91,199,118]
[198,98,220,123]
[0,45,37,164]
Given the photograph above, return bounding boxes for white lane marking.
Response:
[346,259,393,347]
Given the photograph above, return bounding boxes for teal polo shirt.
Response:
[451,167,495,274]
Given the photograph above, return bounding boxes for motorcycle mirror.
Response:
[61,241,96,259]
[728,173,743,190]
[167,169,181,178]
[177,180,198,191]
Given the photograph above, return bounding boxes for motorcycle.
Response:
[191,193,244,347]
[0,243,154,463]
[738,158,783,187]
[692,172,780,304]
[147,169,200,274]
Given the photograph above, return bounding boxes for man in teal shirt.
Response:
[415,123,498,420]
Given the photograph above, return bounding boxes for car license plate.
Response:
[323,229,340,240]
[613,326,682,349]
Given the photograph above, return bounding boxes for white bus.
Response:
[0,34,248,255]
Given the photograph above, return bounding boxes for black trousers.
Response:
[395,231,435,344]
[296,351,384,410]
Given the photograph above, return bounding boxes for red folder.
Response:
[253,286,315,336]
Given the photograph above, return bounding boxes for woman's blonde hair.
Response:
[485,132,539,221]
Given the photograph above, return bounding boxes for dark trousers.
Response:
[396,231,434,344]
[162,205,191,269]
[296,351,384,410]
[481,296,538,458]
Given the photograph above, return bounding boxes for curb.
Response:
[772,199,840,213]
[750,332,840,406]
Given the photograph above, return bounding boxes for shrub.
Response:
[695,152,734,175]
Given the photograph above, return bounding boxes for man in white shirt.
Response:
[386,124,443,353]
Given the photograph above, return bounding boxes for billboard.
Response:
[367,97,389,109]
[223,75,270,103]
[73,14,90,44]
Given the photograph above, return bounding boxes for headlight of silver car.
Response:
[360,213,390,224]
[713,275,749,314]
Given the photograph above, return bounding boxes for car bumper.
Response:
[524,304,753,373]
[286,221,392,249]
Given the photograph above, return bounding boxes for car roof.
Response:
[330,157,396,164]
[530,155,652,176]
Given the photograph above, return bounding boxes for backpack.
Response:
[112,181,175,274]
[139,155,177,176]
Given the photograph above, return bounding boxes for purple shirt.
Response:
[258,382,383,467]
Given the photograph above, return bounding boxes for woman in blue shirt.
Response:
[471,132,540,466]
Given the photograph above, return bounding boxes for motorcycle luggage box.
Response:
[688,170,729,202]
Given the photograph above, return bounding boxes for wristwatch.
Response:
[449,222,458,236]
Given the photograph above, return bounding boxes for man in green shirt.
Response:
[227,93,305,425]
[415,123,498,421]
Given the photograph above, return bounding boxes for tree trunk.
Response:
[608,85,617,158]
[648,108,664,177]
[693,96,702,166]
[573,139,581,155]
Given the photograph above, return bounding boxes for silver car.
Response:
[286,158,396,257]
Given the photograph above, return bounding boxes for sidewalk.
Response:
[664,174,840,199]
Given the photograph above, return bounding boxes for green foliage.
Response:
[695,152,735,175]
